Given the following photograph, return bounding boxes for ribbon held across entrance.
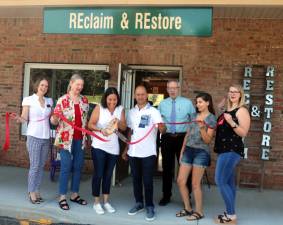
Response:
[3,112,221,151]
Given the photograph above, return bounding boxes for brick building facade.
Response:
[0,15,282,189]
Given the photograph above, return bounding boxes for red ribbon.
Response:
[3,112,11,151]
[54,113,109,142]
[2,112,53,152]
[3,112,225,151]
[125,124,157,145]
[124,119,220,145]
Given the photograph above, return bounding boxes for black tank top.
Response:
[214,107,244,156]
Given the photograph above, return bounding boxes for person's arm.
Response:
[224,107,251,137]
[121,127,132,161]
[199,125,215,144]
[87,105,101,132]
[153,107,166,134]
[118,109,127,131]
[216,96,227,115]
[158,123,166,134]
[50,114,59,125]
[50,98,62,125]
[179,130,189,162]
[157,101,167,133]
[16,106,29,123]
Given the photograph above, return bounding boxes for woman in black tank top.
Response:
[214,84,250,225]
[214,107,245,157]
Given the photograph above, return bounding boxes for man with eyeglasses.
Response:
[158,80,195,206]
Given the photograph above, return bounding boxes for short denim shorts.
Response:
[180,146,210,168]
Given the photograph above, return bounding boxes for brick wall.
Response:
[0,17,282,189]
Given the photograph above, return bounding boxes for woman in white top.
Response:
[17,77,53,204]
[88,87,127,214]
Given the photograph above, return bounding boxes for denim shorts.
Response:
[180,146,210,168]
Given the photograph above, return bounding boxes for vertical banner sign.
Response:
[261,66,275,160]
[43,7,212,36]
[243,66,275,160]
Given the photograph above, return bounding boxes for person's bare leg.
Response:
[177,164,193,211]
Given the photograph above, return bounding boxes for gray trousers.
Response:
[26,136,50,192]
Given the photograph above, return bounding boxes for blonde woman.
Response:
[50,74,89,210]
[214,84,250,224]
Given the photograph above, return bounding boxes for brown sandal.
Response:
[176,208,193,217]
[186,212,204,221]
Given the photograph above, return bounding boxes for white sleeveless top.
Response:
[91,105,123,155]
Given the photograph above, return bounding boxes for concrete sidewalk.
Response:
[0,166,282,225]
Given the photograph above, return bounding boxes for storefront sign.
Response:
[243,66,275,160]
[43,7,212,36]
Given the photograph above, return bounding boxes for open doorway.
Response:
[114,65,182,184]
[134,68,181,173]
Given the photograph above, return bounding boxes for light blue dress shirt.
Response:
[158,96,195,133]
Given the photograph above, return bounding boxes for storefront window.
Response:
[22,63,109,135]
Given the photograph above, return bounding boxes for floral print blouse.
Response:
[53,94,89,152]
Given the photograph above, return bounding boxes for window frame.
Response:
[22,63,109,135]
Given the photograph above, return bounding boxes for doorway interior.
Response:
[114,65,182,184]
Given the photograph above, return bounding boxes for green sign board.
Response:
[44,7,212,36]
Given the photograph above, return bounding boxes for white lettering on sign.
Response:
[266,66,275,77]
[266,80,274,91]
[243,79,251,90]
[135,13,182,30]
[265,94,273,105]
[243,66,275,161]
[261,148,270,160]
[244,147,248,159]
[69,12,114,29]
[244,66,252,77]
[261,134,271,147]
[70,13,77,28]
[264,108,273,119]
[244,93,250,105]
[263,121,272,133]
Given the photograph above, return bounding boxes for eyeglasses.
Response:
[228,91,240,94]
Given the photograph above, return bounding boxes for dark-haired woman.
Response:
[17,77,53,204]
[176,92,216,221]
[88,87,127,214]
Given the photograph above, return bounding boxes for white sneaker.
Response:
[104,202,116,213]
[93,203,105,215]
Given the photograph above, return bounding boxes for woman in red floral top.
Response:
[50,74,89,210]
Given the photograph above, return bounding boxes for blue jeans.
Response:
[91,148,118,196]
[129,155,156,207]
[181,146,210,167]
[59,140,84,195]
[215,152,241,215]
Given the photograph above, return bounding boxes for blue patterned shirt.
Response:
[186,113,217,152]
